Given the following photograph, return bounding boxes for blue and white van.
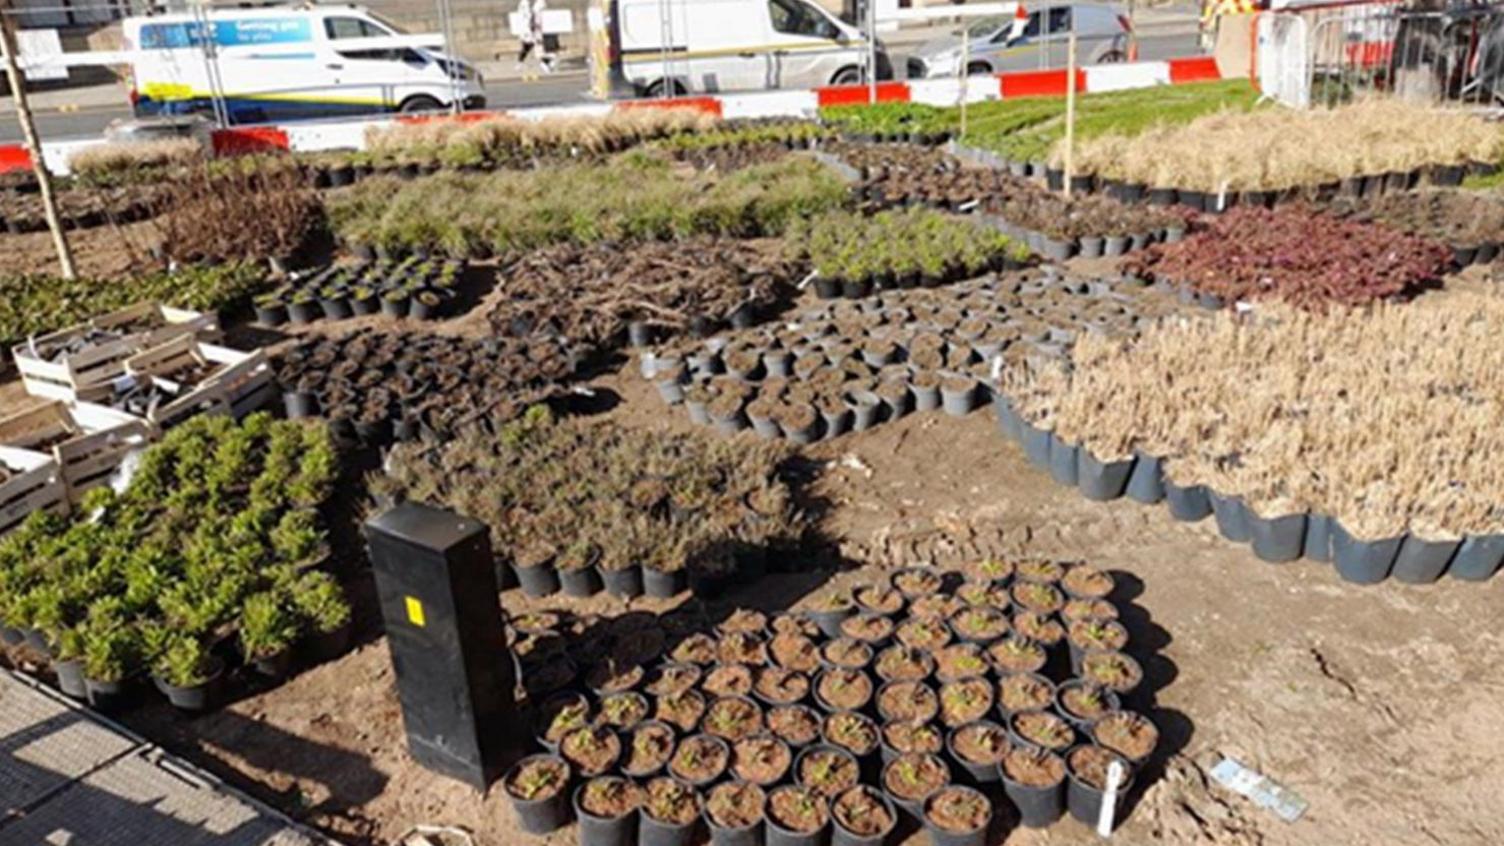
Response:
[122,5,485,124]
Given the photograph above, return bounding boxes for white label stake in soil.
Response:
[1097,760,1125,837]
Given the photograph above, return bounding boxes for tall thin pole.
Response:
[1062,27,1077,197]
[867,0,876,102]
[0,2,76,279]
[959,24,969,137]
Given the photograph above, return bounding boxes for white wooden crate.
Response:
[0,400,156,504]
[0,446,68,537]
[121,337,273,430]
[11,303,219,403]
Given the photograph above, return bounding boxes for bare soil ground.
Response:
[3,265,1501,846]
[1,218,159,278]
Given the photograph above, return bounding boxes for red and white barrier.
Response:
[0,56,1221,175]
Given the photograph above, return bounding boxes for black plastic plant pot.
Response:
[1077,450,1133,502]
[600,564,644,599]
[287,300,322,325]
[642,807,700,846]
[644,567,686,599]
[351,294,381,317]
[944,721,1006,785]
[1247,511,1306,564]
[991,393,1019,441]
[1039,238,1075,263]
[705,805,762,846]
[1001,759,1064,827]
[318,296,353,321]
[1208,491,1251,543]
[155,663,226,712]
[1390,536,1460,584]
[251,648,294,680]
[304,621,353,663]
[410,293,441,321]
[628,320,655,348]
[814,277,842,300]
[729,302,758,330]
[0,625,23,647]
[282,391,318,420]
[1078,236,1105,259]
[1449,533,1504,581]
[1045,168,1064,191]
[1103,235,1130,257]
[1052,681,1120,734]
[921,785,991,846]
[1124,451,1163,504]
[1065,746,1134,828]
[1047,435,1079,487]
[381,294,410,319]
[1068,174,1094,194]
[84,677,136,712]
[559,565,603,598]
[831,787,896,846]
[1452,244,1478,268]
[1147,187,1176,206]
[254,301,289,327]
[765,800,828,846]
[1177,190,1206,212]
[1331,522,1402,585]
[842,277,873,299]
[1303,512,1333,562]
[515,561,561,597]
[574,782,636,846]
[1163,480,1212,522]
[53,659,87,700]
[506,755,572,835]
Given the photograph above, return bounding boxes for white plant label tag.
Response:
[990,356,1003,381]
[1097,760,1125,837]
[798,270,818,291]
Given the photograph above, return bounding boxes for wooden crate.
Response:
[11,303,219,403]
[122,337,274,430]
[0,400,156,505]
[0,446,68,537]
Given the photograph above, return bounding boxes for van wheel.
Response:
[645,79,686,97]
[830,66,862,86]
[966,61,992,75]
[399,95,444,114]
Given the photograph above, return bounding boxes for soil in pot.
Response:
[948,606,1010,644]
[719,631,770,666]
[671,633,718,665]
[950,721,1010,782]
[1011,580,1065,615]
[815,668,874,712]
[809,593,857,639]
[588,658,646,696]
[934,643,989,682]
[704,696,765,742]
[883,720,943,759]
[647,663,703,698]
[1068,619,1129,659]
[908,593,960,621]
[1001,745,1066,828]
[706,780,767,837]
[769,704,823,748]
[771,633,821,673]
[599,691,651,730]
[891,567,943,599]
[853,586,905,616]
[1055,680,1120,730]
[965,557,1014,585]
[562,725,623,777]
[767,785,829,837]
[940,678,994,728]
[1010,710,1076,753]
[1013,612,1066,651]
[577,776,642,843]
[797,745,861,799]
[732,734,793,785]
[832,786,896,844]
[820,638,873,671]
[1062,564,1114,600]
[1066,744,1134,826]
[1081,650,1144,698]
[822,710,879,758]
[755,667,811,705]
[882,751,950,814]
[504,754,571,834]
[624,721,678,778]
[954,581,1005,609]
[997,672,1055,715]
[657,689,709,733]
[537,693,592,749]
[670,733,731,787]
[1092,711,1160,765]
[923,785,991,843]
[875,646,935,683]
[643,776,702,829]
[878,680,939,723]
[703,664,755,699]
[1062,598,1118,625]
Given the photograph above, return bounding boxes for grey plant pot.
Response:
[1331,521,1402,585]
[1164,480,1212,522]
[1449,534,1504,581]
[820,408,852,440]
[1208,491,1251,543]
[848,392,881,431]
[686,399,711,426]
[912,382,941,412]
[1078,236,1105,259]
[1077,449,1134,502]
[1302,512,1334,562]
[712,411,748,436]
[1247,511,1306,563]
[940,380,977,417]
[688,351,722,375]
[1021,422,1053,470]
[1390,535,1461,584]
[1040,238,1075,263]
[1124,451,1164,504]
[656,378,686,406]
[749,412,782,440]
[764,350,794,378]
[1103,236,1129,257]
[991,393,1020,441]
[1047,435,1079,487]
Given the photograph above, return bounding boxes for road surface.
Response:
[0,33,1200,144]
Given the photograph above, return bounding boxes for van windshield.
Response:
[364,11,407,35]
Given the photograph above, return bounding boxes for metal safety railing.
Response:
[1259,0,1504,108]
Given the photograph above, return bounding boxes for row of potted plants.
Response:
[328,153,849,261]
[790,208,1030,300]
[275,329,576,445]
[369,406,808,601]
[1327,189,1504,268]
[641,267,1180,444]
[0,413,352,712]
[1120,205,1453,310]
[253,258,465,326]
[993,295,1504,585]
[819,102,957,146]
[0,180,171,234]
[502,558,1156,845]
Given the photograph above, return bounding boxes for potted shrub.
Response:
[1081,650,1144,700]
[874,646,935,683]
[814,668,873,713]
[704,780,766,846]
[623,720,678,779]
[152,634,225,712]
[997,671,1055,716]
[768,704,822,750]
[703,695,764,742]
[939,678,994,729]
[921,784,992,846]
[253,291,290,326]
[880,752,949,820]
[598,691,651,731]
[535,691,591,753]
[641,777,702,846]
[1000,744,1066,828]
[808,592,855,639]
[703,664,754,699]
[839,614,894,650]
[381,288,411,318]
[948,720,1010,784]
[556,540,603,597]
[656,689,708,734]
[948,607,1010,645]
[503,754,571,835]
[560,725,623,777]
[238,591,298,678]
[820,710,879,763]
[795,744,860,800]
[819,638,872,672]
[766,784,829,846]
[880,720,942,764]
[831,785,896,846]
[987,637,1048,677]
[1008,710,1076,754]
[1091,711,1160,767]
[754,666,811,707]
[575,776,641,846]
[894,617,952,653]
[770,633,821,674]
[934,643,988,683]
[669,733,731,788]
[50,626,88,700]
[293,571,353,663]
[731,734,792,787]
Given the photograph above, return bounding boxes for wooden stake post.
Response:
[0,0,76,279]
[1063,27,1078,198]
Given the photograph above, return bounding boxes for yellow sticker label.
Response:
[405,596,426,627]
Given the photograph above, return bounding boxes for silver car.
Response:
[906,3,1131,79]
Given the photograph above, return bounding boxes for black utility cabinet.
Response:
[365,502,515,789]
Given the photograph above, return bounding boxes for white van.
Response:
[612,0,892,96]
[122,5,485,125]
